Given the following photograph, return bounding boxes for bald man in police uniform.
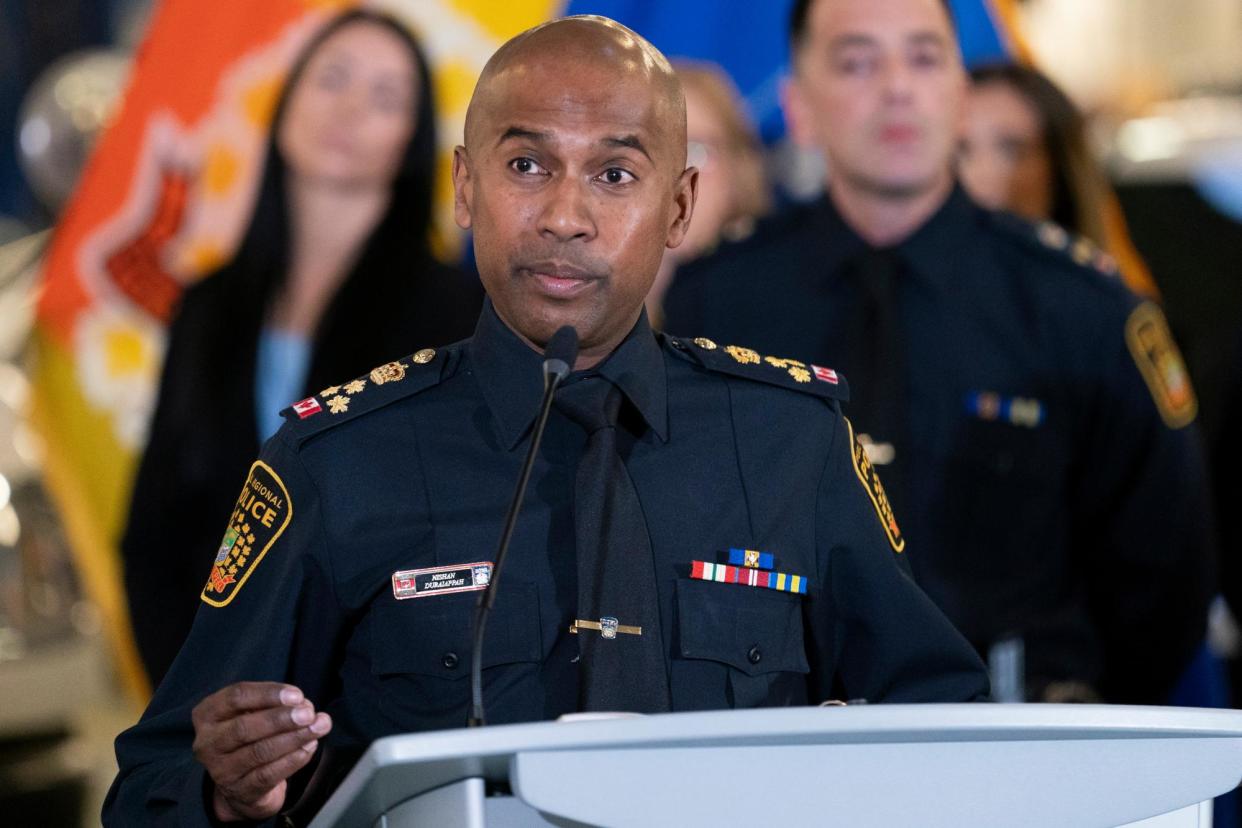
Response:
[664,0,1215,705]
[103,17,987,826]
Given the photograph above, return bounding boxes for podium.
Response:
[309,705,1242,827]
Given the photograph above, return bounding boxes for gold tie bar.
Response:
[569,616,642,639]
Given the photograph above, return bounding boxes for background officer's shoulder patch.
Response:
[202,461,291,607]
[664,335,850,403]
[1125,301,1198,429]
[845,418,905,553]
[279,345,454,444]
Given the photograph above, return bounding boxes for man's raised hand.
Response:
[190,682,332,822]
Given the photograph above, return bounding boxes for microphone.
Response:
[542,324,577,384]
[469,325,579,727]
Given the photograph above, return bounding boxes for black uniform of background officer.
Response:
[104,17,987,826]
[664,0,1215,704]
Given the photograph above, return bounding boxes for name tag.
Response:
[392,561,493,600]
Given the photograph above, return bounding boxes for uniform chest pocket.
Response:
[947,416,1063,485]
[935,417,1068,584]
[673,578,809,709]
[370,580,542,680]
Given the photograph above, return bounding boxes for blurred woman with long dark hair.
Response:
[123,10,481,685]
[957,62,1158,298]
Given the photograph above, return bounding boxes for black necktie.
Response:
[838,249,908,513]
[556,376,670,713]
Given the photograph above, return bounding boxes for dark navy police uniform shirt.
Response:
[104,302,987,826]
[664,186,1215,704]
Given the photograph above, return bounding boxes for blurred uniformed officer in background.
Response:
[104,16,987,827]
[664,0,1215,705]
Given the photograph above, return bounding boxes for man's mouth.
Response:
[520,262,601,298]
[879,123,920,144]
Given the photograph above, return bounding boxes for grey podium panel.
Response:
[312,705,1242,828]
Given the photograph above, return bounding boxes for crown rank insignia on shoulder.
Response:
[668,335,849,401]
[279,347,448,439]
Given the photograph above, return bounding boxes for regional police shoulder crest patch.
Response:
[846,418,905,553]
[201,461,292,607]
[1126,301,1197,430]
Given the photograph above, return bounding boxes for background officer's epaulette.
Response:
[278,345,453,442]
[664,335,850,402]
[989,212,1121,279]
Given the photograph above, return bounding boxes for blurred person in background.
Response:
[646,61,770,327]
[664,0,1214,704]
[957,62,1159,298]
[121,9,482,686]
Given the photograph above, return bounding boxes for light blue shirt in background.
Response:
[255,328,312,442]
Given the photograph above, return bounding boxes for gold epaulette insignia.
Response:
[725,345,760,365]
[1037,221,1069,251]
[765,355,811,383]
[371,361,406,385]
[681,336,847,397]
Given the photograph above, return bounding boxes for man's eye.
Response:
[835,55,875,76]
[599,168,635,185]
[510,158,545,175]
[911,50,945,70]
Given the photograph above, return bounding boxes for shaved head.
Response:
[465,16,687,172]
[453,15,698,367]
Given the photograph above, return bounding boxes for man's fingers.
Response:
[221,738,321,805]
[224,713,331,774]
[210,703,315,754]
[198,682,303,723]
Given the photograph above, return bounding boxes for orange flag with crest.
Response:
[31,0,560,703]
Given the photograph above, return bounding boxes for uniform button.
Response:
[441,652,459,670]
[747,645,762,665]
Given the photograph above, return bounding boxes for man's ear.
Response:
[781,75,815,149]
[665,166,699,250]
[452,146,473,230]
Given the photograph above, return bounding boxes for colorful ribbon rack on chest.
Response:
[690,559,807,595]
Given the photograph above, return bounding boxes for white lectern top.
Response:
[309,704,1242,828]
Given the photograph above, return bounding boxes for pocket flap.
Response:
[675,578,809,676]
[370,580,541,678]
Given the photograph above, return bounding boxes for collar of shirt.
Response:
[816,183,979,292]
[468,299,669,450]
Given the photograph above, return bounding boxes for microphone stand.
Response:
[468,328,576,726]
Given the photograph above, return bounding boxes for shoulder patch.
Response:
[993,214,1120,278]
[202,461,291,607]
[845,418,905,553]
[665,335,850,402]
[1125,302,1197,429]
[279,346,452,444]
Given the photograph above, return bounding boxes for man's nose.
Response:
[880,58,915,102]
[539,175,596,242]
